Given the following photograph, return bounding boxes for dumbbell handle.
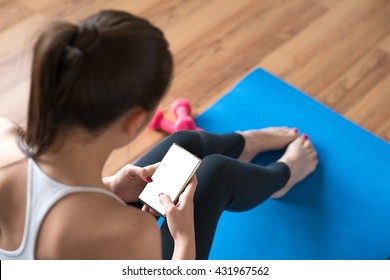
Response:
[149,101,203,133]
[171,98,197,130]
[159,117,175,134]
[175,117,197,131]
[148,110,175,133]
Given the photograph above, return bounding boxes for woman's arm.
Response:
[102,163,159,202]
[103,164,198,260]
[172,235,196,260]
[158,176,198,260]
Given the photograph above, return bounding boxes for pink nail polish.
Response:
[158,193,164,197]
[303,134,309,140]
[293,128,299,134]
[146,176,153,183]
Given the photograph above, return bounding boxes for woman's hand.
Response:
[103,163,159,202]
[157,175,198,259]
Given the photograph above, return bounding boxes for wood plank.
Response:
[314,0,341,9]
[258,0,387,78]
[144,0,253,53]
[0,0,32,33]
[61,0,159,22]
[0,51,31,95]
[0,14,48,62]
[378,32,390,54]
[102,0,161,14]
[16,0,59,12]
[282,0,390,96]
[171,0,326,108]
[375,118,390,142]
[29,0,160,22]
[345,72,390,142]
[316,48,390,114]
[141,0,207,28]
[0,78,29,126]
[23,0,102,20]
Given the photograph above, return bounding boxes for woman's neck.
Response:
[37,127,125,188]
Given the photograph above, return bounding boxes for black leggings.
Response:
[133,131,290,260]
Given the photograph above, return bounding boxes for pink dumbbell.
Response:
[148,110,175,134]
[171,98,197,131]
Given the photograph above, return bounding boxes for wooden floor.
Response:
[0,0,389,176]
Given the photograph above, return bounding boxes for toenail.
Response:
[303,134,309,140]
[293,128,299,134]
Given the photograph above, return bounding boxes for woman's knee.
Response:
[195,154,233,204]
[168,130,198,143]
[165,130,203,154]
[197,154,231,182]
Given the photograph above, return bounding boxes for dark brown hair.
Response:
[22,10,173,156]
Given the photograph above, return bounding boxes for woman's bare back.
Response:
[0,118,161,259]
[0,118,27,252]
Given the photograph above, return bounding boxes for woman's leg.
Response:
[160,155,290,259]
[133,129,317,260]
[133,130,291,259]
[129,130,245,209]
[134,130,245,166]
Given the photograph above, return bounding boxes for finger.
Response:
[184,176,197,198]
[177,176,198,205]
[148,208,161,217]
[130,166,151,183]
[144,162,160,175]
[121,164,141,180]
[142,205,161,217]
[142,205,149,212]
[158,193,175,213]
[135,162,160,183]
[142,205,154,214]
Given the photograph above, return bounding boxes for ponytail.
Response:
[25,22,78,156]
[21,10,173,157]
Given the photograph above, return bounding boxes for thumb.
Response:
[133,167,152,183]
[158,193,174,212]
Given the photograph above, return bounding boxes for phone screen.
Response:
[138,143,202,216]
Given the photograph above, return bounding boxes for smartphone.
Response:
[138,143,202,217]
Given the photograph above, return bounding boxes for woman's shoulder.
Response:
[0,118,25,168]
[36,192,162,259]
[0,117,18,133]
[0,118,19,149]
[0,118,26,188]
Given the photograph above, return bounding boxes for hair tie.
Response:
[64,46,83,64]
[76,24,100,53]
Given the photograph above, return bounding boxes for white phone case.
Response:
[138,143,202,217]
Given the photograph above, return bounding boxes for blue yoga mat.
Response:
[195,68,390,260]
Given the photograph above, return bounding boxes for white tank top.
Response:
[0,159,125,260]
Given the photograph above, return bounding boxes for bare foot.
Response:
[237,127,299,163]
[271,135,318,199]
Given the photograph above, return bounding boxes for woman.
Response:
[0,10,318,260]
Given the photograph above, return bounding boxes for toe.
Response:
[303,138,313,148]
[296,136,306,144]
